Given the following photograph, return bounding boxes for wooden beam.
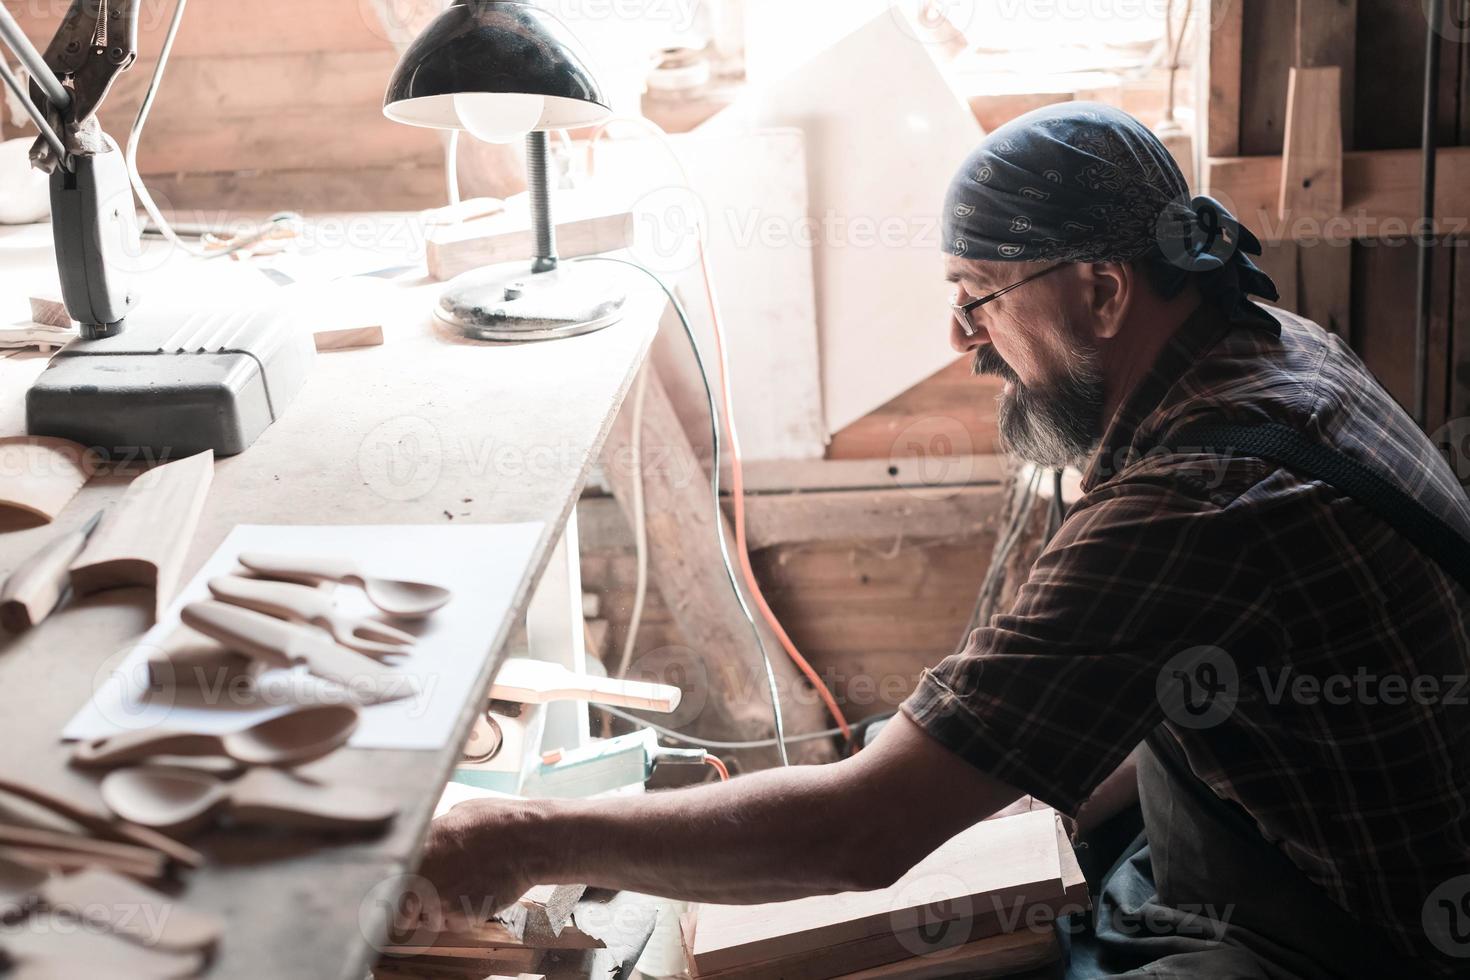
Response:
[1294,0,1356,147]
[1205,147,1470,241]
[1279,67,1343,221]
[1200,0,1245,157]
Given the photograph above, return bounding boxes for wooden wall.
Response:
[1,0,448,212]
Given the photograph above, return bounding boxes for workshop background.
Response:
[4,0,1466,765]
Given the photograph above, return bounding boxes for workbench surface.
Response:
[0,222,662,978]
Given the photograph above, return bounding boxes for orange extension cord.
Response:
[585,121,853,742]
[705,755,731,782]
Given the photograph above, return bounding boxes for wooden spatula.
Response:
[236,553,451,618]
[491,659,682,713]
[71,703,360,769]
[180,600,418,705]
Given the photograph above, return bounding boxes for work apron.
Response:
[1060,730,1413,979]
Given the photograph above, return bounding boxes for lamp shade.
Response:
[383,0,611,133]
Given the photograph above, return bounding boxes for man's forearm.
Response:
[512,762,883,904]
[436,714,1024,911]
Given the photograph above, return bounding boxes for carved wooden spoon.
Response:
[237,553,451,618]
[71,703,360,769]
[101,766,397,837]
[208,574,416,659]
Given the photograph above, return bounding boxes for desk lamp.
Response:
[0,2,312,457]
[384,0,626,341]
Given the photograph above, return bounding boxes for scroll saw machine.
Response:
[0,1,311,457]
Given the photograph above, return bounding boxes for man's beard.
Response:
[973,343,1104,469]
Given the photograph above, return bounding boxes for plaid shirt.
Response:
[903,302,1470,971]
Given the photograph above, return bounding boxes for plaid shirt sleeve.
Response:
[901,473,1279,815]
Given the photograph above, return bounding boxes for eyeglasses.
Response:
[951,262,1069,336]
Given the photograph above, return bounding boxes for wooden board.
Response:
[315,325,386,352]
[1279,67,1343,221]
[426,205,635,282]
[1199,0,1244,158]
[827,928,1059,980]
[69,451,214,620]
[685,809,1063,977]
[0,436,97,524]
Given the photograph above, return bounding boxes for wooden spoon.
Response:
[101,766,397,837]
[207,574,415,659]
[0,856,222,951]
[71,703,360,769]
[237,553,451,618]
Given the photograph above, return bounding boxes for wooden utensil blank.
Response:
[0,824,166,879]
[181,600,419,705]
[0,436,96,523]
[0,776,202,869]
[69,451,214,621]
[1,910,204,978]
[0,511,101,632]
[491,659,682,713]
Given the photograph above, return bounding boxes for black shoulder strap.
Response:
[1172,421,1470,595]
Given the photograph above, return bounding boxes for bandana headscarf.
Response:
[943,101,1280,331]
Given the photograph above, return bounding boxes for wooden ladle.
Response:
[71,703,360,769]
[237,553,452,618]
[101,765,397,837]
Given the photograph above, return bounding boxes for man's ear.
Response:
[1084,261,1133,340]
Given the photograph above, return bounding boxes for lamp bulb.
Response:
[454,92,546,143]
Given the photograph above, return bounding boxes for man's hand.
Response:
[414,798,536,931]
[411,714,1025,909]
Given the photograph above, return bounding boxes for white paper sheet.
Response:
[63,523,545,751]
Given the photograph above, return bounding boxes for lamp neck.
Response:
[526,131,558,273]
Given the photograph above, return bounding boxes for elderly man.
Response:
[417,103,1470,977]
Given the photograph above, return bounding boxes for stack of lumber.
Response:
[682,809,1087,980]
[374,887,660,980]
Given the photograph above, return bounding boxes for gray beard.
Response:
[973,344,1104,469]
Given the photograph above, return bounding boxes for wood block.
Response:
[28,297,72,329]
[827,928,1059,980]
[1279,67,1343,221]
[0,436,98,523]
[1199,0,1244,158]
[685,809,1063,978]
[315,325,385,352]
[70,451,214,621]
[426,206,635,281]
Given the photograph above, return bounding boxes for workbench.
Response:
[0,219,662,977]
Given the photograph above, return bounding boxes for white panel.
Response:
[700,10,982,434]
[586,129,826,460]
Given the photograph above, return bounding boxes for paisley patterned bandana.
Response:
[943,101,1280,331]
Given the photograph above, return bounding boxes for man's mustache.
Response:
[972,344,1020,384]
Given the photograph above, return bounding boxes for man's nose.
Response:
[950,312,987,353]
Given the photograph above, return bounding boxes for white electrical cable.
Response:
[122,0,300,258]
[601,705,844,751]
[445,129,461,207]
[615,363,651,680]
[574,252,791,766]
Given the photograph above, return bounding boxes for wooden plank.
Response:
[4,0,396,58]
[1294,0,1356,147]
[686,809,1063,977]
[427,209,635,282]
[1295,242,1351,334]
[1204,146,1470,241]
[1279,67,1342,221]
[1238,0,1297,154]
[133,106,441,176]
[315,326,386,353]
[828,929,1058,980]
[1200,0,1244,157]
[142,165,448,214]
[828,358,1005,461]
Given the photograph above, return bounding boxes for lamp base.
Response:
[435,261,626,341]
